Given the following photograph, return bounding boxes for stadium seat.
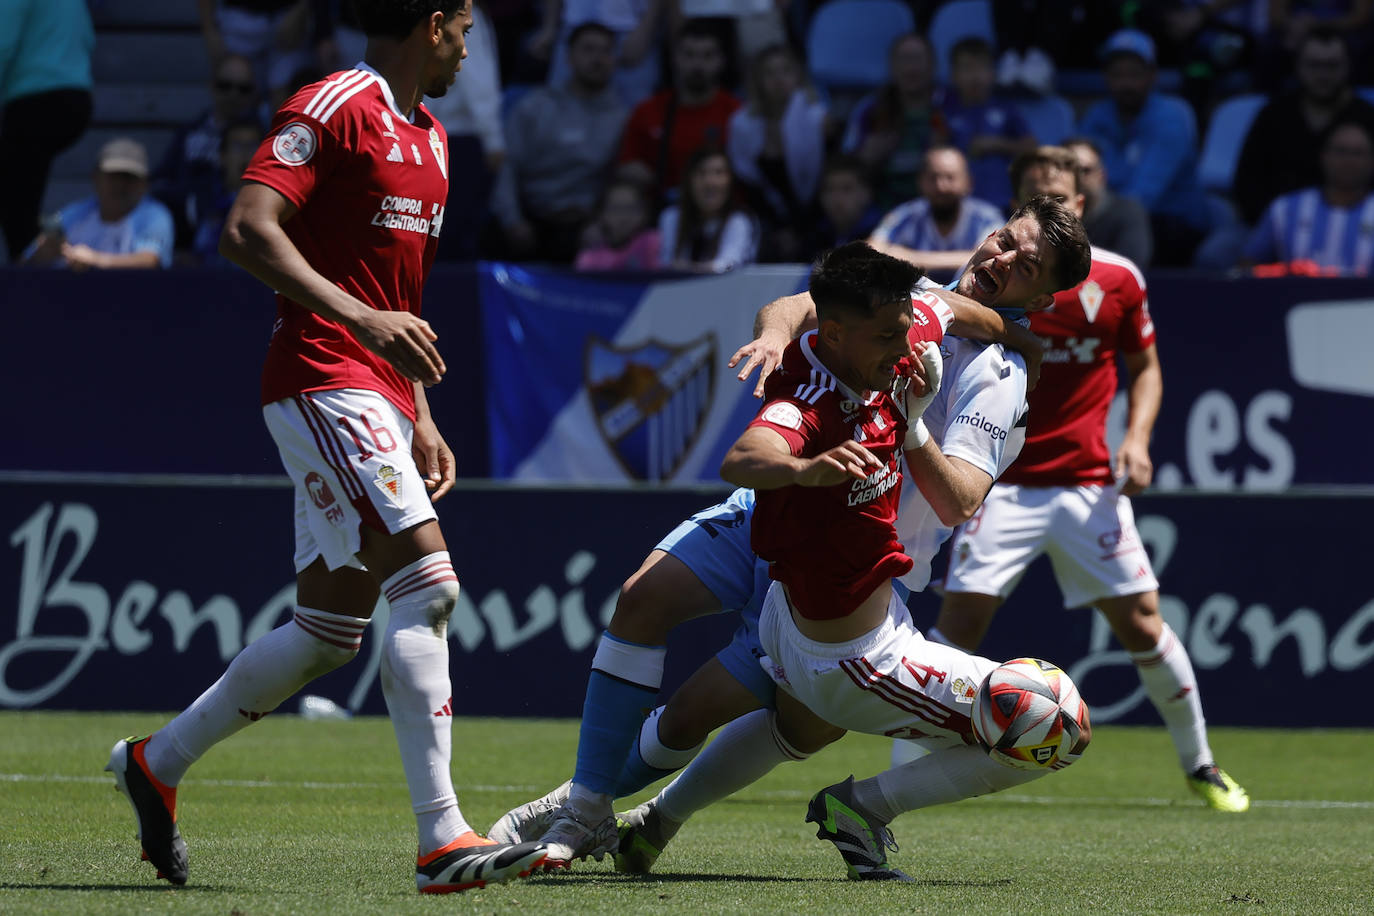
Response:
[1198,93,1266,193]
[93,85,209,127]
[91,0,201,28]
[806,0,917,91]
[929,0,994,82]
[93,33,212,84]
[1359,87,1374,105]
[1014,94,1076,144]
[48,127,178,181]
[502,83,535,122]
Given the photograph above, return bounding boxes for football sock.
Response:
[854,744,1044,823]
[377,552,470,855]
[573,633,665,802]
[1130,622,1212,772]
[656,709,806,824]
[147,605,367,786]
[613,705,703,798]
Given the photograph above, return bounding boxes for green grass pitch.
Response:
[1,711,1371,914]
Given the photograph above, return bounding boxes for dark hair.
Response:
[1323,118,1374,151]
[1298,24,1349,58]
[1009,145,1082,197]
[1008,195,1092,292]
[950,36,995,66]
[675,16,725,50]
[568,20,615,47]
[821,153,873,188]
[1061,135,1102,159]
[352,0,466,40]
[673,146,741,262]
[809,241,921,325]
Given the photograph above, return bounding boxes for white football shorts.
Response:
[757,582,998,749]
[263,388,437,573]
[943,482,1159,608]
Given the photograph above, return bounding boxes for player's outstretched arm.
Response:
[220,182,446,386]
[731,292,818,398]
[722,426,880,490]
[934,288,1044,391]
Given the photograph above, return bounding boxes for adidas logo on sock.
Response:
[432,697,453,717]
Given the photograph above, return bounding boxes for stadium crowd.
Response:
[4,0,1373,275]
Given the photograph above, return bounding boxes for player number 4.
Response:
[901,658,947,687]
[337,409,398,461]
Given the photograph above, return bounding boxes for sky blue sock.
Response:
[613,742,678,798]
[574,670,659,795]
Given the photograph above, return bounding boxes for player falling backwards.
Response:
[104,0,548,893]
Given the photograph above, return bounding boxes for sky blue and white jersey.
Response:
[870,196,1005,251]
[51,195,175,268]
[1245,188,1374,275]
[895,333,1029,592]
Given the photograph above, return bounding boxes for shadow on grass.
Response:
[524,873,1016,887]
[0,882,220,892]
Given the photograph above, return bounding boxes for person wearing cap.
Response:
[1077,28,1210,267]
[22,137,175,270]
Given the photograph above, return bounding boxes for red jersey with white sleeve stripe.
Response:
[243,65,450,421]
[1000,247,1155,486]
[748,292,951,620]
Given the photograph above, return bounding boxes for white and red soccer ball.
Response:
[971,658,1092,770]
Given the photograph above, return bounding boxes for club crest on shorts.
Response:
[586,333,716,481]
[373,464,403,506]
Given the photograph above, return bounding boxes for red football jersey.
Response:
[748,293,948,620]
[244,66,450,420]
[1000,247,1156,486]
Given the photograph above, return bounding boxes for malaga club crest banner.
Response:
[478,264,810,482]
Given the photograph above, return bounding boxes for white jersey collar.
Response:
[800,332,881,406]
[354,61,413,122]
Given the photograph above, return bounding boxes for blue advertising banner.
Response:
[5,266,1372,488]
[3,478,1370,727]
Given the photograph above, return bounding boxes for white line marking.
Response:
[9,773,1371,809]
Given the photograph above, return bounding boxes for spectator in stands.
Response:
[1064,136,1154,267]
[1242,119,1374,275]
[575,177,662,270]
[1152,0,1258,111]
[422,0,505,260]
[617,19,742,206]
[492,22,630,263]
[530,0,667,107]
[727,43,827,263]
[22,137,174,270]
[842,32,948,211]
[200,0,313,106]
[657,146,757,271]
[1233,27,1374,225]
[189,119,265,266]
[940,36,1036,210]
[155,54,264,252]
[1258,0,1373,88]
[1079,29,1210,266]
[670,0,790,88]
[0,0,94,263]
[803,154,882,261]
[867,146,1005,275]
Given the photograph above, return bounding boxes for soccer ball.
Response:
[971,658,1091,770]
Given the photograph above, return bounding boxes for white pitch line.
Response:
[5,773,1372,809]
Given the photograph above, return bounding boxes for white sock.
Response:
[639,706,704,769]
[1130,622,1212,772]
[656,709,807,824]
[852,744,1046,823]
[379,552,470,854]
[146,606,366,786]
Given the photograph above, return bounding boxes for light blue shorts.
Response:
[655,488,777,705]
